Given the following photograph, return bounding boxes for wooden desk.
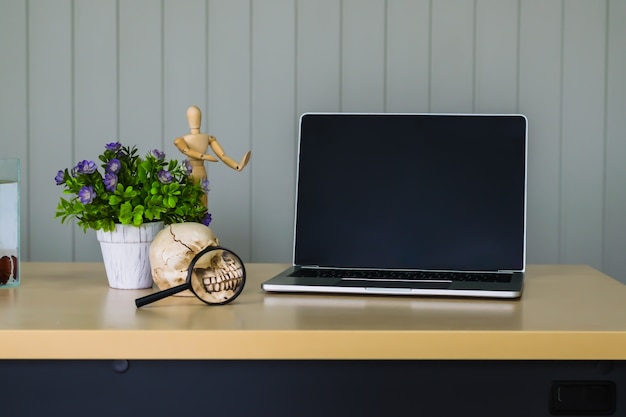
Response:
[2,263,626,360]
[1,263,625,416]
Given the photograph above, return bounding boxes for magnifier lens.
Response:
[189,248,246,305]
[135,246,246,308]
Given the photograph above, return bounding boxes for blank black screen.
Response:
[293,113,527,271]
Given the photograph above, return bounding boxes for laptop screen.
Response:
[293,113,527,272]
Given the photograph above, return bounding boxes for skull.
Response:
[149,222,219,296]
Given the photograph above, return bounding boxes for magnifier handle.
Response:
[135,284,188,308]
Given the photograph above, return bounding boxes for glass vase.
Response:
[0,159,20,288]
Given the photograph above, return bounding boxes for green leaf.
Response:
[167,195,178,208]
[138,160,150,181]
[118,201,133,224]
[132,205,145,226]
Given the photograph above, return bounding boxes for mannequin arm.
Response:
[174,137,218,162]
[209,136,251,171]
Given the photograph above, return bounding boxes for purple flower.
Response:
[182,159,192,176]
[75,160,97,175]
[151,149,165,160]
[106,158,121,174]
[157,169,173,184]
[54,170,65,185]
[201,212,212,226]
[78,185,96,204]
[104,172,118,192]
[200,177,210,193]
[105,142,121,152]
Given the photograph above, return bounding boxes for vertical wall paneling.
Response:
[385,0,430,112]
[73,0,118,261]
[604,0,626,283]
[118,0,162,150]
[2,1,626,283]
[341,0,386,112]
[207,0,253,260]
[251,0,297,262]
[518,0,563,265]
[28,0,73,261]
[296,0,341,114]
[163,0,207,153]
[430,0,474,112]
[0,0,29,260]
[560,1,607,270]
[474,0,519,113]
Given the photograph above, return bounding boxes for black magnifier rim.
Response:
[186,245,247,306]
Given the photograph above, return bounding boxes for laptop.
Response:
[262,113,528,299]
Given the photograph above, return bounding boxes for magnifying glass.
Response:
[135,246,246,308]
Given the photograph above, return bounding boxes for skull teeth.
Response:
[202,265,244,293]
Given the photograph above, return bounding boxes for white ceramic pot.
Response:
[96,221,164,289]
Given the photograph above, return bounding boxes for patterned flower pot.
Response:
[96,221,164,289]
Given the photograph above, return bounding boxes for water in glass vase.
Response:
[0,180,19,287]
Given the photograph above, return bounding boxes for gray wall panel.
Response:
[475,0,519,113]
[561,1,607,270]
[519,0,563,265]
[207,0,253,259]
[341,0,386,112]
[28,0,73,261]
[296,0,341,114]
[430,0,474,112]
[118,0,162,149]
[385,0,430,113]
[250,0,296,262]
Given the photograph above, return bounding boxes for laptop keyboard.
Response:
[289,269,512,283]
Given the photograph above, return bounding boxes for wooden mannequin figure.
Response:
[174,105,251,208]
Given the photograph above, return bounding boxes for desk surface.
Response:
[1,263,625,360]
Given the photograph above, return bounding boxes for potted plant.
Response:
[54,141,211,289]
